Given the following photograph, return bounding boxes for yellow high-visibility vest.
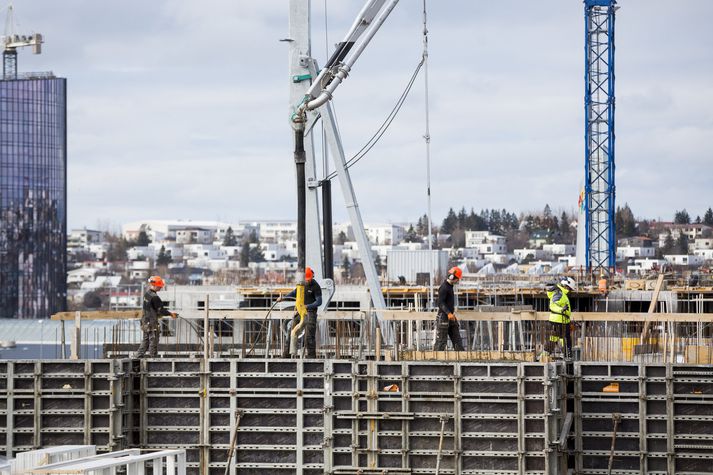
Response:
[548,284,571,324]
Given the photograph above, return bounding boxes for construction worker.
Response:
[278,266,322,358]
[434,267,465,351]
[135,275,177,358]
[547,276,575,359]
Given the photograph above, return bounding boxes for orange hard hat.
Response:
[305,266,314,280]
[148,275,165,289]
[448,267,462,280]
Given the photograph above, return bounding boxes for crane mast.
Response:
[584,0,617,273]
[2,5,43,80]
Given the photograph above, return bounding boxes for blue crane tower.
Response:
[584,0,617,273]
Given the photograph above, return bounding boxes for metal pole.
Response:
[422,0,435,309]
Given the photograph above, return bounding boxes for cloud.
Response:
[9,0,712,229]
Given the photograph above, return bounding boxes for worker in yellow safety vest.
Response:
[546,277,576,359]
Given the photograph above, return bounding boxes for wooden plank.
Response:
[640,273,666,343]
[52,308,713,323]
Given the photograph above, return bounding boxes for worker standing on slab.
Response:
[279,266,322,358]
[547,277,575,359]
[135,275,177,358]
[434,267,465,351]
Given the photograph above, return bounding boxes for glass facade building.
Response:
[0,75,67,319]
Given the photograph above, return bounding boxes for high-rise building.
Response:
[0,73,67,319]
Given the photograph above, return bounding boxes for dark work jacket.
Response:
[286,279,323,314]
[437,280,455,317]
[142,289,172,327]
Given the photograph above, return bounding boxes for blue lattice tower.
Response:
[584,0,617,273]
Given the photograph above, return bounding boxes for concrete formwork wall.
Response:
[574,363,713,474]
[0,360,131,455]
[2,359,713,474]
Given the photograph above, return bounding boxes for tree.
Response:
[239,241,250,267]
[559,211,570,238]
[704,207,713,226]
[335,230,348,245]
[441,208,458,234]
[223,226,238,246]
[615,203,636,239]
[248,244,265,263]
[82,291,104,310]
[416,214,429,236]
[659,231,674,257]
[374,254,383,276]
[404,225,419,243]
[676,234,689,255]
[674,209,691,225]
[137,230,151,246]
[156,245,172,266]
[341,256,351,281]
[104,233,132,262]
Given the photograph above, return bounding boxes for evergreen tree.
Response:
[660,231,675,256]
[615,203,636,239]
[416,214,429,236]
[239,240,250,267]
[341,256,351,281]
[156,245,172,266]
[374,254,383,276]
[223,226,238,246]
[335,230,348,245]
[560,211,570,237]
[695,216,702,224]
[676,234,689,255]
[248,244,265,262]
[704,208,713,226]
[674,209,691,224]
[457,207,468,229]
[441,208,458,234]
[404,225,419,243]
[137,230,151,246]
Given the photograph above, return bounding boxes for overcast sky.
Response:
[9,0,713,231]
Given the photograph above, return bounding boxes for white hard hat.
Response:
[560,277,576,290]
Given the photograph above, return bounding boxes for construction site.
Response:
[1,0,713,474]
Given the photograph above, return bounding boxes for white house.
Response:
[364,223,405,245]
[465,231,507,249]
[616,245,656,259]
[67,267,99,285]
[514,248,553,262]
[664,255,705,267]
[542,244,576,256]
[68,228,103,247]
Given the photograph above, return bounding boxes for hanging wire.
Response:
[321,56,425,183]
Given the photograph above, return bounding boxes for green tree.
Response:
[341,256,351,281]
[248,244,265,263]
[239,240,250,267]
[615,203,636,239]
[660,231,674,257]
[674,209,691,224]
[441,208,458,234]
[374,254,383,276]
[676,233,689,255]
[156,245,172,266]
[137,230,151,246]
[223,226,238,246]
[704,207,713,226]
[335,230,348,245]
[404,225,419,243]
[416,214,429,236]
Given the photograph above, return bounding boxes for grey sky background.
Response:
[9,1,713,231]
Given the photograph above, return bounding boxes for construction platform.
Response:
[2,359,713,475]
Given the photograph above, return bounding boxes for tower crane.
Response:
[2,4,43,80]
[584,0,618,274]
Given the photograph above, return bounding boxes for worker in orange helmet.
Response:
[434,267,465,351]
[135,275,177,358]
[277,266,322,358]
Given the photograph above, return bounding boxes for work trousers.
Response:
[285,312,317,358]
[136,327,159,358]
[434,314,465,351]
[547,321,572,359]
